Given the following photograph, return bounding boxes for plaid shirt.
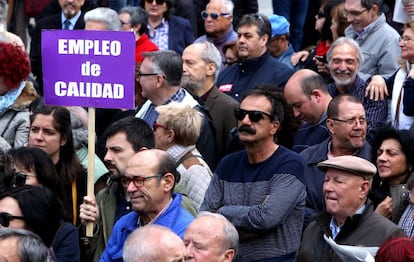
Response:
[148,18,169,51]
[398,203,414,237]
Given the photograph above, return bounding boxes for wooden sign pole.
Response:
[86,107,96,237]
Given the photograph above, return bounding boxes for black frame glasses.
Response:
[145,0,166,5]
[0,212,25,227]
[137,71,159,81]
[233,108,273,122]
[342,8,368,17]
[201,11,229,20]
[316,10,325,19]
[12,172,36,187]
[120,174,164,188]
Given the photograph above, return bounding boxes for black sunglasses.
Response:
[12,172,34,187]
[0,212,25,227]
[316,11,325,19]
[145,0,166,4]
[233,108,273,122]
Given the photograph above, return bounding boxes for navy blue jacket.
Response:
[216,52,294,102]
[168,16,194,55]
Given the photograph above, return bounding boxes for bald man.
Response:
[284,69,332,153]
[123,224,186,262]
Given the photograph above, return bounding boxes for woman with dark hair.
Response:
[0,185,80,261]
[370,126,414,224]
[140,0,194,55]
[0,42,39,148]
[5,147,66,205]
[27,105,86,226]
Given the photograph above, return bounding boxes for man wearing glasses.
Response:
[201,88,306,261]
[300,94,372,228]
[343,0,400,80]
[326,37,387,144]
[194,0,237,64]
[100,149,194,261]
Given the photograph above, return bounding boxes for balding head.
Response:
[123,224,186,262]
[284,69,331,125]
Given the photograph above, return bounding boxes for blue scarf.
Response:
[0,81,25,113]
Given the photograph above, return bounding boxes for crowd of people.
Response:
[1,0,414,261]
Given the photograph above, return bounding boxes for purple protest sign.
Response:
[42,30,135,109]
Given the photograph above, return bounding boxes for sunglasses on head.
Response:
[12,172,35,187]
[145,0,166,4]
[233,108,273,122]
[201,11,230,20]
[0,212,24,227]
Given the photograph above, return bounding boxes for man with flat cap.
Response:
[295,155,406,262]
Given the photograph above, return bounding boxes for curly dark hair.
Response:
[0,42,30,90]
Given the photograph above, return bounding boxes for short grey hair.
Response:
[0,228,52,262]
[84,7,121,31]
[142,50,183,86]
[327,37,364,66]
[198,42,222,80]
[197,211,239,256]
[213,0,234,15]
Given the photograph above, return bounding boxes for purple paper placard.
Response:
[42,30,135,109]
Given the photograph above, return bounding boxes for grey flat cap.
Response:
[317,155,377,177]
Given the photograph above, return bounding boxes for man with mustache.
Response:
[300,94,372,227]
[326,37,387,144]
[30,0,86,95]
[201,88,306,261]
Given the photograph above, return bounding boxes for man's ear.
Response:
[326,118,335,134]
[161,172,175,191]
[206,62,216,78]
[223,249,235,262]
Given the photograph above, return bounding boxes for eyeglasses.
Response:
[120,20,131,26]
[342,8,368,17]
[145,0,166,5]
[330,117,367,126]
[316,11,325,19]
[233,108,273,122]
[201,11,229,20]
[120,174,163,188]
[137,71,159,81]
[0,212,24,227]
[12,172,36,187]
[153,121,168,132]
[400,36,414,44]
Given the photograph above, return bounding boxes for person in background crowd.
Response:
[154,102,212,210]
[181,42,239,161]
[100,149,194,261]
[194,0,237,64]
[184,211,238,262]
[296,156,406,261]
[343,0,400,80]
[28,105,86,226]
[0,42,38,149]
[300,94,372,226]
[221,41,238,68]
[370,127,414,224]
[216,13,294,102]
[284,69,332,153]
[0,186,80,261]
[376,237,414,262]
[330,2,350,40]
[140,0,194,55]
[0,228,52,262]
[201,88,306,261]
[123,224,186,262]
[30,0,87,94]
[267,14,296,69]
[84,7,120,30]
[118,6,158,62]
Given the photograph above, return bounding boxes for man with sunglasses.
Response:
[216,13,294,102]
[194,0,237,64]
[201,88,306,261]
[100,149,194,261]
[343,0,400,80]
